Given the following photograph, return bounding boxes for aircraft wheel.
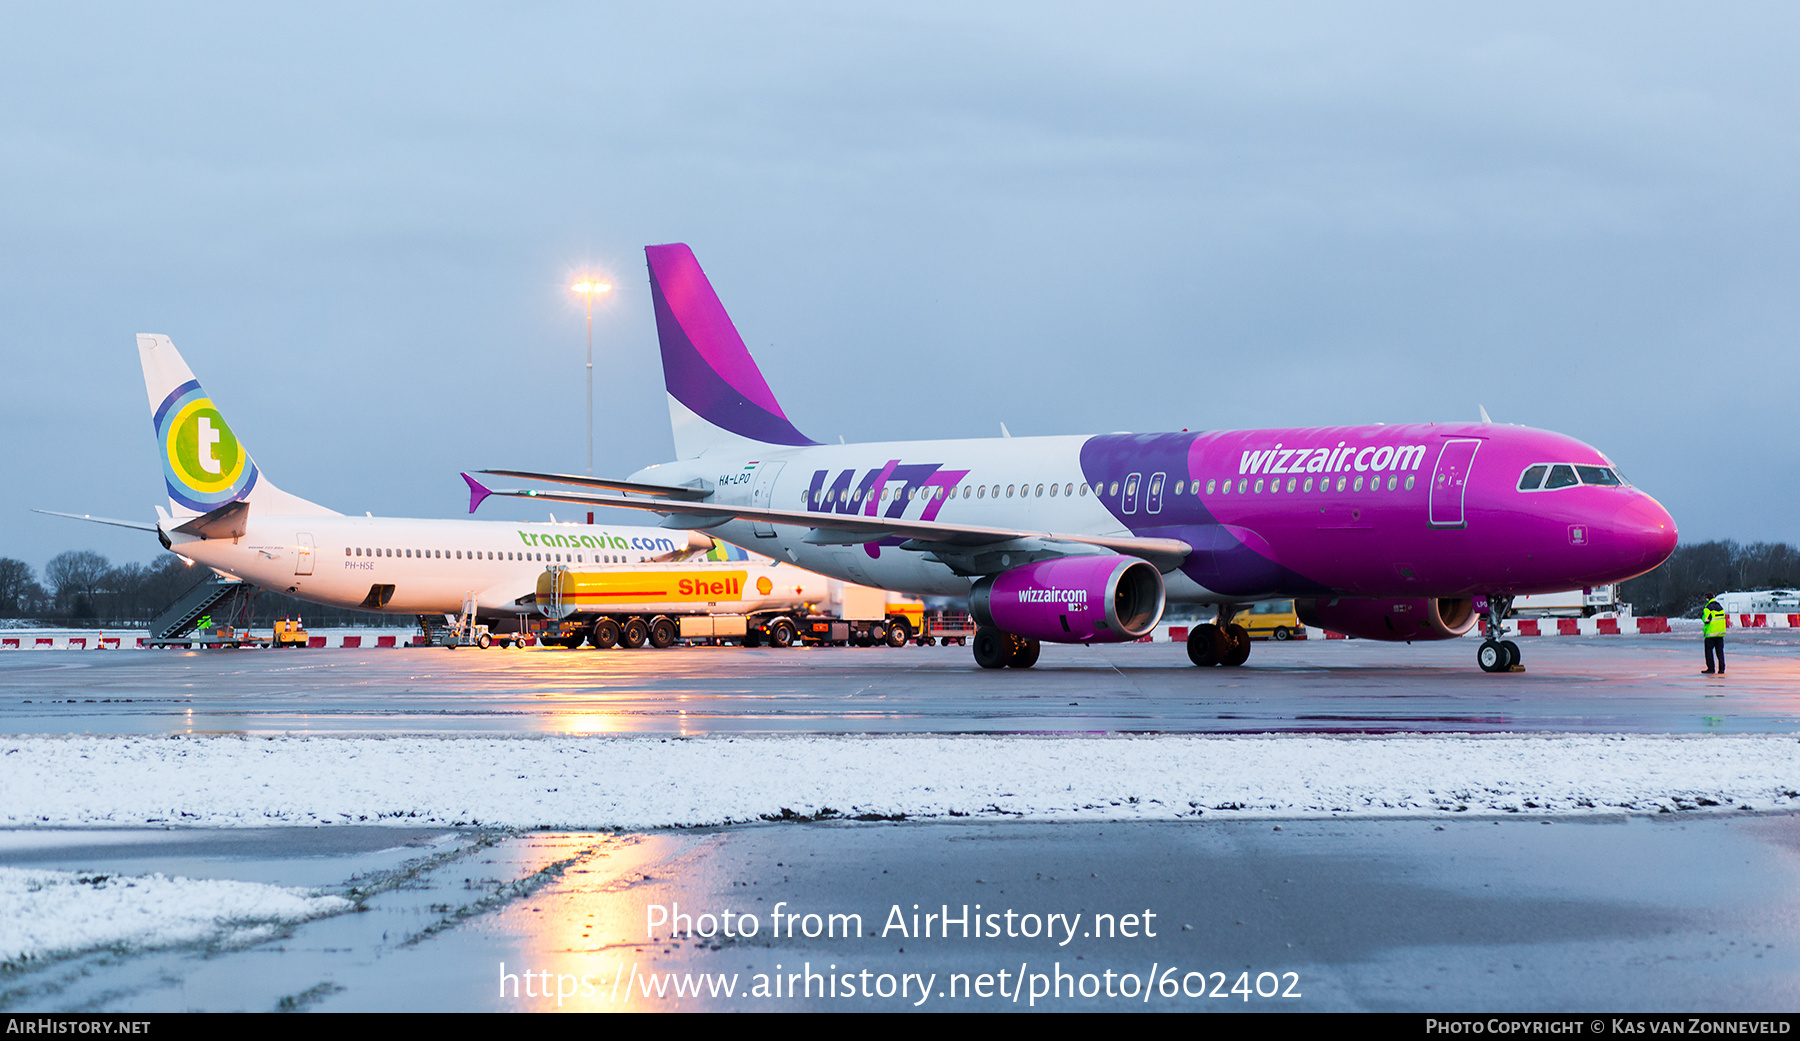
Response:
[589,619,619,649]
[621,617,648,649]
[885,618,911,648]
[1008,636,1041,669]
[1477,640,1506,672]
[477,634,491,649]
[767,618,797,648]
[648,616,677,649]
[1186,623,1230,667]
[973,627,1015,669]
[1273,627,1292,641]
[1223,624,1252,666]
[1500,640,1521,669]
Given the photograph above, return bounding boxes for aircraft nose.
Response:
[1612,493,1678,576]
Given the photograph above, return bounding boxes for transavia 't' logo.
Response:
[154,380,258,511]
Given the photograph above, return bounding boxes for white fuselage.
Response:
[627,435,1219,600]
[168,514,693,617]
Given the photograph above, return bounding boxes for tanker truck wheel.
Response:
[621,617,648,649]
[647,616,677,649]
[767,618,797,648]
[589,619,619,649]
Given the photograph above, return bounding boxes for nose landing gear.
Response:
[1478,595,1522,673]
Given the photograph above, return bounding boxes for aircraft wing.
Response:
[477,469,713,501]
[33,509,161,533]
[463,475,1192,572]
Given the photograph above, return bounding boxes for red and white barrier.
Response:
[0,627,425,649]
[1480,616,1687,637]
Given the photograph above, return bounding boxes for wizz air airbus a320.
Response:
[469,243,1678,672]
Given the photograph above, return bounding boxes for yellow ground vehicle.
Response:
[1239,600,1305,641]
[273,617,310,647]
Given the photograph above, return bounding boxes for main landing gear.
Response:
[1187,606,1251,667]
[1478,595,1522,673]
[973,626,1040,669]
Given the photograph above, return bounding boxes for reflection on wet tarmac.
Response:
[3,634,1798,737]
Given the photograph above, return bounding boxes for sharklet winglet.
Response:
[463,473,493,514]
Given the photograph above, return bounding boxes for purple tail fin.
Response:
[646,243,816,458]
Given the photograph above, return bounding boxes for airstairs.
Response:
[151,575,256,644]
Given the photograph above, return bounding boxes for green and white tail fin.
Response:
[138,334,338,519]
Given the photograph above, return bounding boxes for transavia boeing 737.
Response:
[467,243,1678,672]
[41,335,712,631]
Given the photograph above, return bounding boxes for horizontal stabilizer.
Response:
[34,509,160,533]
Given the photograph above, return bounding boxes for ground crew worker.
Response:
[1702,595,1727,675]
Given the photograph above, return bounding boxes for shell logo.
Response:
[756,576,773,595]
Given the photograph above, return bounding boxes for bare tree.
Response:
[45,550,111,619]
[0,558,37,617]
[1619,540,1800,617]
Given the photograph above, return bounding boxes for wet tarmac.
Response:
[5,815,1799,1012]
[4,632,1798,1012]
[2,630,1797,736]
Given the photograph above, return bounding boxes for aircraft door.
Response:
[295,532,315,575]
[1428,440,1482,528]
[1122,473,1142,515]
[750,461,786,537]
[1146,472,1166,514]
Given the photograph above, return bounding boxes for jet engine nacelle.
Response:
[970,555,1165,643]
[1294,596,1478,642]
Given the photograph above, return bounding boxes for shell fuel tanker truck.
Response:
[532,560,923,649]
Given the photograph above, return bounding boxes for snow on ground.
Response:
[0,865,350,970]
[2,733,1797,829]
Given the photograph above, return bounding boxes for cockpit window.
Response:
[1518,465,1547,491]
[1545,464,1579,489]
[1576,466,1622,486]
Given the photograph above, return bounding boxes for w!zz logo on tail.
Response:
[153,379,259,510]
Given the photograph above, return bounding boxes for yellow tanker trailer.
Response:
[533,562,921,649]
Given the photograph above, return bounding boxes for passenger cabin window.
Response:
[1518,465,1548,491]
[1545,465,1579,490]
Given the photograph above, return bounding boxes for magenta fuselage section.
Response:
[1078,423,1676,600]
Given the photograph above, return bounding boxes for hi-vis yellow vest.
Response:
[1703,602,1727,637]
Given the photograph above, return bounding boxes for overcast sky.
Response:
[4,2,1796,574]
